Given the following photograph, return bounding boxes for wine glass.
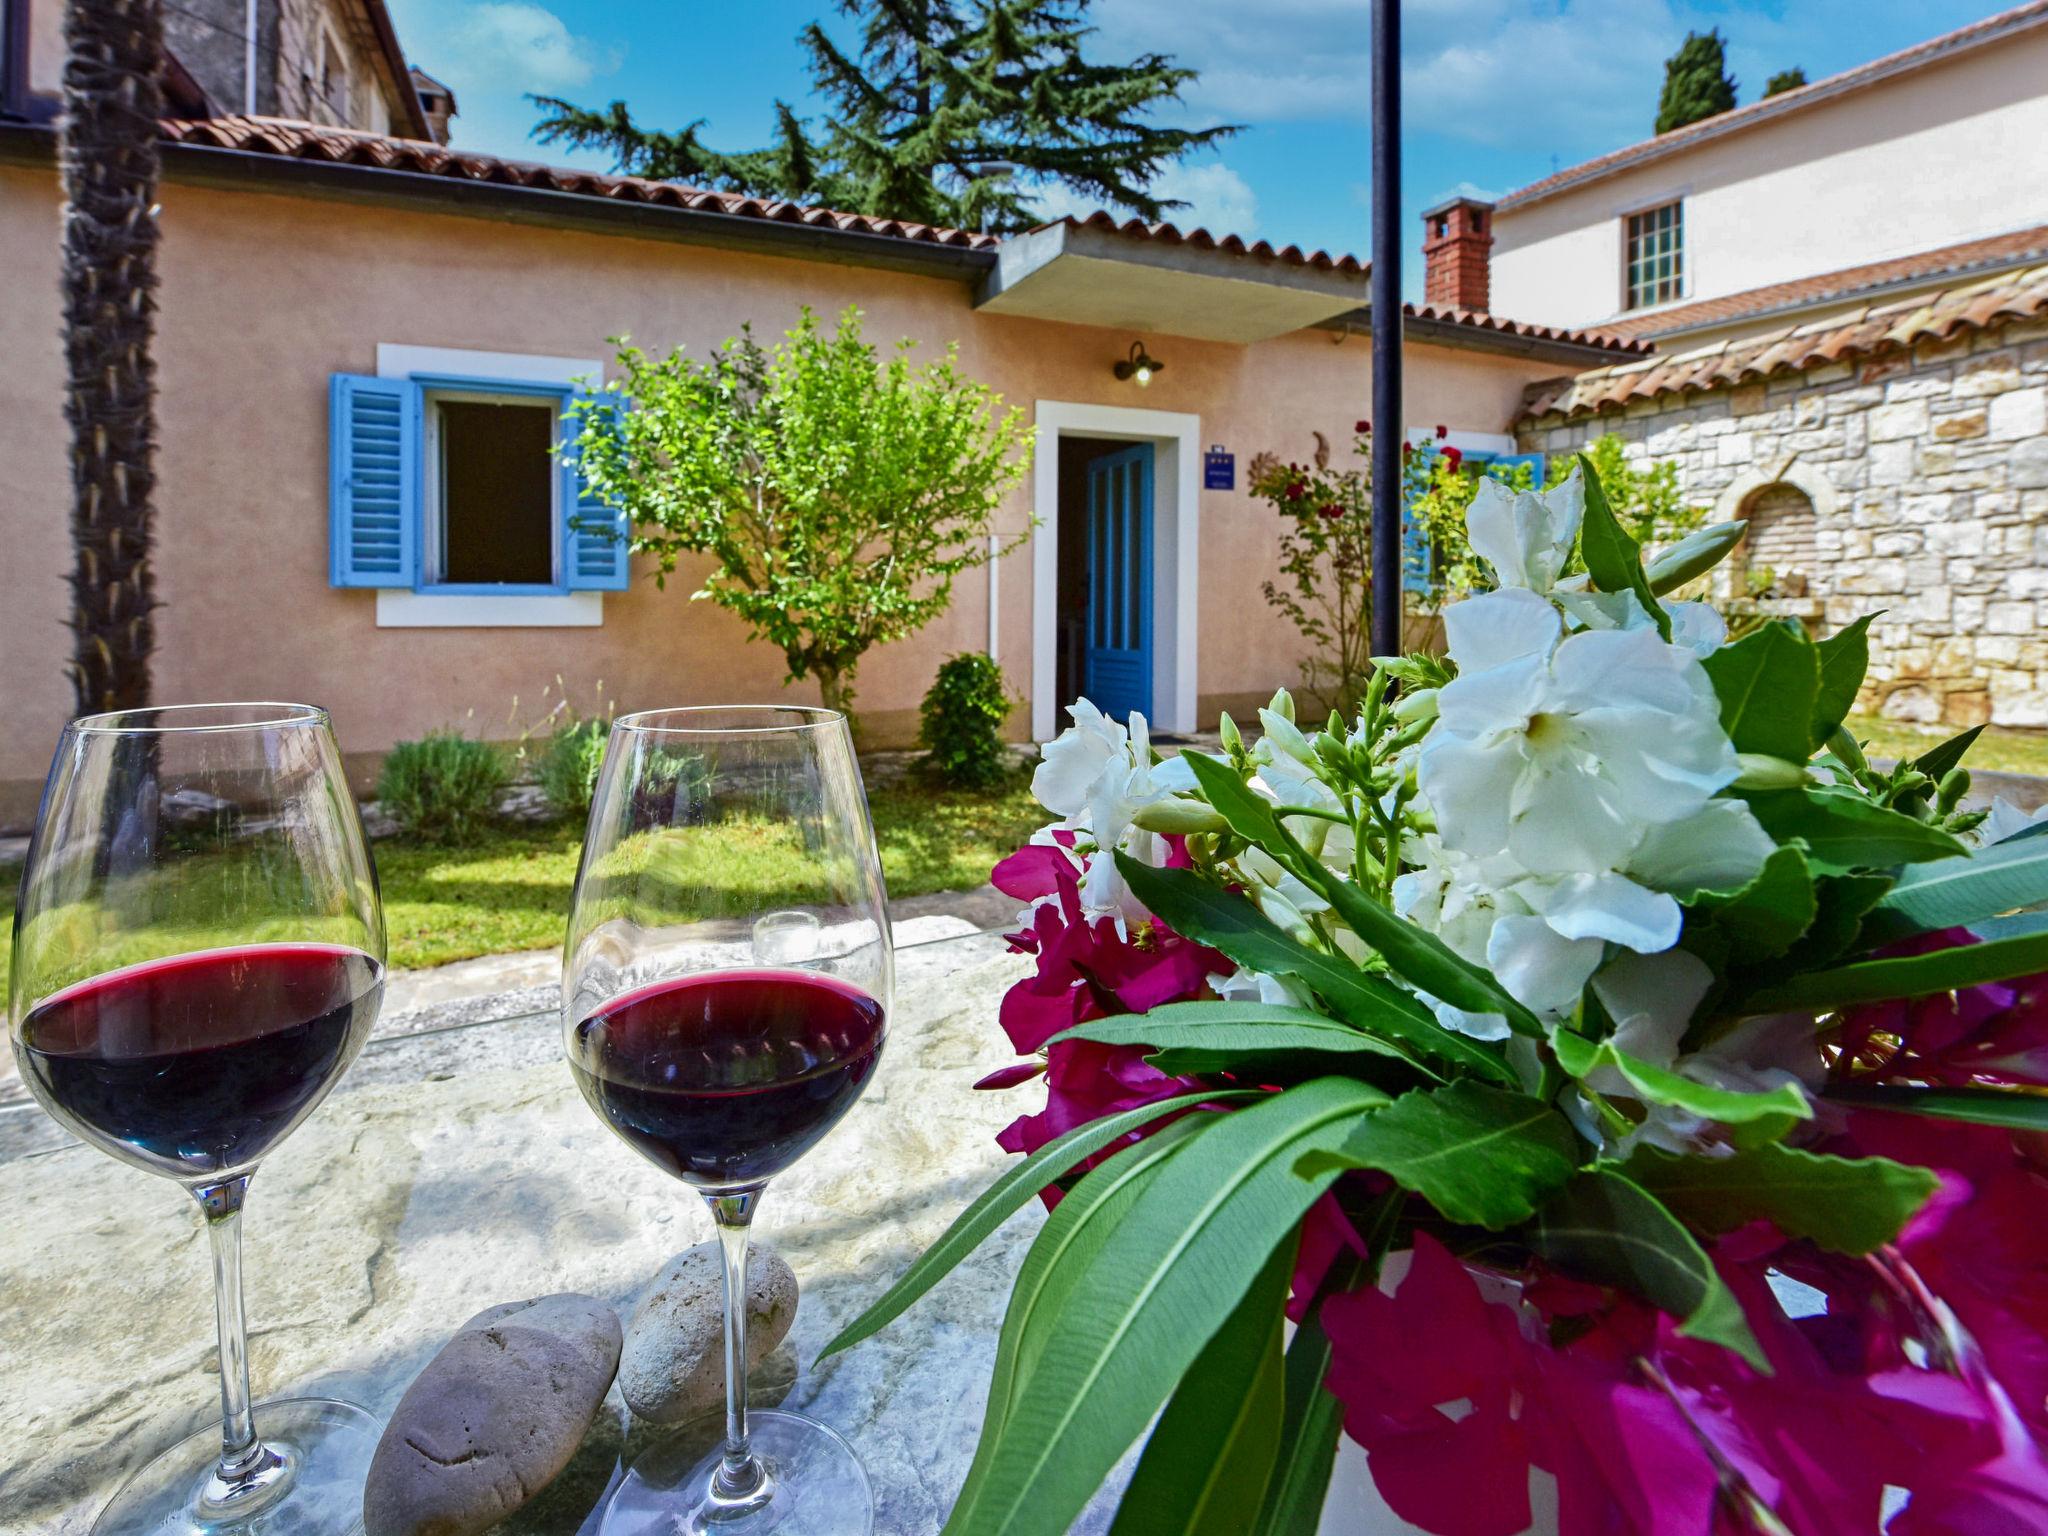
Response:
[563,706,892,1536]
[7,703,386,1535]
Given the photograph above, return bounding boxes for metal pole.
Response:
[1369,0,1403,662]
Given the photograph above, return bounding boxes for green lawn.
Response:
[1,775,1044,993]
[1843,714,2048,779]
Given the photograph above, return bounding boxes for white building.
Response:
[1485,1,2048,345]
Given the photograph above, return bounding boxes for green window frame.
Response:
[1625,201,1683,310]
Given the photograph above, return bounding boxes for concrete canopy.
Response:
[973,218,1372,343]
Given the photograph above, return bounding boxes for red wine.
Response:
[569,969,886,1188]
[16,944,382,1180]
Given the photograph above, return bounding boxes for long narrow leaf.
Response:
[1823,1083,2048,1130]
[1117,853,1517,1084]
[1551,1031,1811,1131]
[1247,1253,1366,1536]
[1525,1168,1767,1370]
[1861,834,2048,944]
[1704,621,1821,761]
[819,1088,1257,1360]
[1620,1143,1937,1255]
[1176,753,1545,1037]
[1744,786,1965,873]
[961,1115,1216,1503]
[1578,453,1672,640]
[1812,615,1875,744]
[1910,724,1986,781]
[1108,1238,1291,1536]
[945,1078,1387,1536]
[1743,929,2048,1011]
[1052,1000,1437,1081]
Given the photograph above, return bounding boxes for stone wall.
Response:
[1518,315,2048,727]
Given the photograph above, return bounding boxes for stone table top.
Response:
[0,930,1070,1536]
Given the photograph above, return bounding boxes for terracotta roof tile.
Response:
[1520,262,2048,423]
[1603,225,2048,338]
[1497,1,2048,214]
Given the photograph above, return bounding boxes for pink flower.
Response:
[1834,930,2048,1088]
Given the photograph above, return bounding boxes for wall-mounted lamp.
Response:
[1113,340,1165,387]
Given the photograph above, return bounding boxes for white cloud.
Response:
[445,1,619,91]
[1026,160,1260,237]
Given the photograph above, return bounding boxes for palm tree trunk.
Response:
[61,0,162,715]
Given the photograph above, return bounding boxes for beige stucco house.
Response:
[0,0,1633,825]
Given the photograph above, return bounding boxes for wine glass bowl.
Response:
[7,702,386,1535]
[563,705,891,1536]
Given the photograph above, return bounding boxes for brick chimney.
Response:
[1422,196,1495,313]
[409,66,458,145]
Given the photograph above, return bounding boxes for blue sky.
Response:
[384,0,2010,299]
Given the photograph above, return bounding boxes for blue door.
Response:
[1083,444,1154,722]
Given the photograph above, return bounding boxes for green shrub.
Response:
[539,716,610,820]
[378,731,509,844]
[919,653,1016,787]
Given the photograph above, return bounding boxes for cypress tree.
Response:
[1655,28,1738,134]
[532,0,1237,232]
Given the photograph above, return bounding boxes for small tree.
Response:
[1655,28,1737,134]
[1764,67,1807,98]
[572,306,1031,723]
[1246,431,1375,721]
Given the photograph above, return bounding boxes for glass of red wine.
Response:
[563,706,892,1536]
[7,703,386,1536]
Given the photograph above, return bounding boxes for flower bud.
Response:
[1267,688,1296,724]
[1253,885,1318,944]
[1938,767,1971,813]
[1391,687,1440,725]
[1218,712,1245,759]
[1733,752,1813,790]
[1130,797,1229,836]
[1644,520,1748,596]
[1259,708,1318,767]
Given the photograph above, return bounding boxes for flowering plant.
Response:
[824,459,2048,1535]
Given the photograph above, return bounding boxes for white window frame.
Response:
[373,344,606,629]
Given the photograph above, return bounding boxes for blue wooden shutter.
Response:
[1401,446,1441,594]
[329,374,420,587]
[562,390,630,591]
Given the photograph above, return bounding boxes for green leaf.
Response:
[1175,754,1547,1039]
[818,1089,1256,1361]
[1823,1083,2048,1131]
[944,1078,1386,1536]
[1551,1030,1812,1131]
[1620,1143,1938,1255]
[1743,929,2048,1012]
[1784,872,1895,969]
[1247,1261,1358,1536]
[967,1116,1215,1481]
[1299,1081,1583,1230]
[1701,622,1821,762]
[1972,909,2048,943]
[1526,1168,1767,1371]
[1576,453,1671,640]
[1108,1239,1289,1536]
[1811,615,1875,743]
[1744,787,1966,874]
[1911,724,1986,781]
[1684,844,1817,958]
[1861,834,2048,945]
[1051,1001,1437,1083]
[1115,854,1518,1086]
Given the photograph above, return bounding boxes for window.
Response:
[316,21,350,123]
[425,392,557,587]
[1624,201,1683,310]
[329,366,628,609]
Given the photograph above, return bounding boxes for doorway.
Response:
[1031,401,1199,741]
[1057,438,1155,721]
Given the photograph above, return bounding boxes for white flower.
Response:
[1983,796,2048,845]
[1552,588,1727,657]
[1419,590,1740,879]
[1465,465,1584,593]
[1029,700,1197,916]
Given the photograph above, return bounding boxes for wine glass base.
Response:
[603,1408,874,1536]
[92,1396,380,1536]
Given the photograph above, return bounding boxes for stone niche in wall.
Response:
[1518,314,2048,730]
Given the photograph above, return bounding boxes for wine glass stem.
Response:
[705,1186,768,1504]
[195,1175,264,1478]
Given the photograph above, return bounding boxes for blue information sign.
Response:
[1203,446,1235,490]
